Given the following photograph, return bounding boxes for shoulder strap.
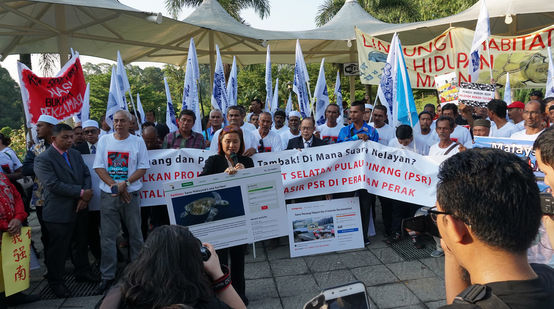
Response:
[443,142,459,156]
[453,284,510,309]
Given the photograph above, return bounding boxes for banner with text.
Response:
[84,140,440,210]
[0,227,31,296]
[356,25,554,89]
[18,55,86,125]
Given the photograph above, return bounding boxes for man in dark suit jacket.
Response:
[34,124,96,298]
[286,117,328,150]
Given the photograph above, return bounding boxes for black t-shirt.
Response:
[440,263,554,309]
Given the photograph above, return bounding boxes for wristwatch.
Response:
[125,180,131,187]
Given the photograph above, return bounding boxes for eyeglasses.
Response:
[300,126,314,131]
[427,207,451,223]
[258,139,265,153]
[83,129,98,135]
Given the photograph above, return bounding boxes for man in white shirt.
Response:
[510,100,546,141]
[487,99,519,137]
[507,101,525,130]
[370,105,395,145]
[316,103,342,144]
[388,125,429,155]
[271,110,289,135]
[441,103,472,148]
[280,111,302,149]
[93,110,150,294]
[414,111,439,147]
[429,116,466,157]
[253,112,283,153]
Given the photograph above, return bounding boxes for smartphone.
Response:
[111,185,118,195]
[322,281,370,309]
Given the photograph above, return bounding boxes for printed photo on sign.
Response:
[292,216,335,243]
[435,72,459,104]
[171,186,245,227]
[107,151,129,181]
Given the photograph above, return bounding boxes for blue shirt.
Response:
[337,122,379,143]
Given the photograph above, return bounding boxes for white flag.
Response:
[165,77,179,133]
[211,45,228,112]
[285,92,292,117]
[546,46,554,97]
[80,83,90,122]
[116,51,131,93]
[265,45,272,112]
[183,38,202,133]
[270,78,279,114]
[314,59,329,126]
[468,0,490,82]
[136,93,145,124]
[377,33,399,123]
[503,72,512,104]
[335,71,343,114]
[226,56,238,110]
[106,66,125,129]
[293,40,310,118]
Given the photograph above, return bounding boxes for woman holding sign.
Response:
[201,125,254,306]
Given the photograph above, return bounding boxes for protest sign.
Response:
[18,56,86,125]
[84,141,440,210]
[457,82,496,107]
[288,197,364,258]
[164,165,288,249]
[435,72,459,105]
[356,25,554,89]
[0,227,31,296]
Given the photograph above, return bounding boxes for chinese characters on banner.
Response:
[0,227,31,296]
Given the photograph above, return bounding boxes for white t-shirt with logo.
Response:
[490,121,519,138]
[253,130,283,152]
[510,129,545,141]
[93,133,150,193]
[317,123,342,144]
[388,136,430,155]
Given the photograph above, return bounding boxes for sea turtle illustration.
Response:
[180,192,229,222]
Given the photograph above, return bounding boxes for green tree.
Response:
[0,66,24,129]
[165,0,270,22]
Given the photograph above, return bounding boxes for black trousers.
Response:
[87,210,101,262]
[44,220,90,285]
[391,200,421,234]
[36,207,49,263]
[334,190,375,242]
[71,211,91,275]
[216,244,246,299]
[379,197,394,236]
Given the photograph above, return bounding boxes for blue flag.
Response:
[394,38,418,128]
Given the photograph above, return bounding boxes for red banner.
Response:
[18,56,86,125]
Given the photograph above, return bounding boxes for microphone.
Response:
[230,152,239,166]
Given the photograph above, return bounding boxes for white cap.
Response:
[289,111,301,118]
[82,120,99,129]
[37,115,59,125]
[365,104,373,109]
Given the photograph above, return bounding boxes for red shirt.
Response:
[0,173,27,231]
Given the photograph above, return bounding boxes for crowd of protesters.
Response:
[1,90,554,308]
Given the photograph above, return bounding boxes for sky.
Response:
[1,0,321,82]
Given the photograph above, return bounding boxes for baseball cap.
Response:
[507,101,525,109]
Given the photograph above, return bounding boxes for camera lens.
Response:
[200,246,211,261]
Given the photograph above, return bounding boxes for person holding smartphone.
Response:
[534,128,554,251]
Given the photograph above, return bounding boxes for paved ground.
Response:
[12,205,446,309]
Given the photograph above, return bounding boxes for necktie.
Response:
[90,145,96,154]
[62,152,71,168]
[304,141,311,149]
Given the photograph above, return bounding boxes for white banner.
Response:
[84,140,440,210]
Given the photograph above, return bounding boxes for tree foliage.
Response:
[0,66,24,129]
[165,0,270,22]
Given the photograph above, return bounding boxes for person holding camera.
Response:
[534,128,554,253]
[200,125,254,306]
[434,148,554,308]
[99,225,245,309]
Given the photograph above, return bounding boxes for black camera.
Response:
[200,246,211,261]
[540,193,554,215]
[402,213,441,238]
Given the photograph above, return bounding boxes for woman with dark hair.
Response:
[100,225,245,309]
[200,125,254,305]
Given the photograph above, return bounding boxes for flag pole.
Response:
[196,79,208,137]
[486,37,493,81]
[306,81,314,117]
[127,89,142,134]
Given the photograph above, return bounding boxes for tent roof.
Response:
[362,0,554,44]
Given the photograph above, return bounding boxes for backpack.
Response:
[452,284,509,309]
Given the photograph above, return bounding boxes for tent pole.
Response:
[349,76,355,104]
[55,5,69,66]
